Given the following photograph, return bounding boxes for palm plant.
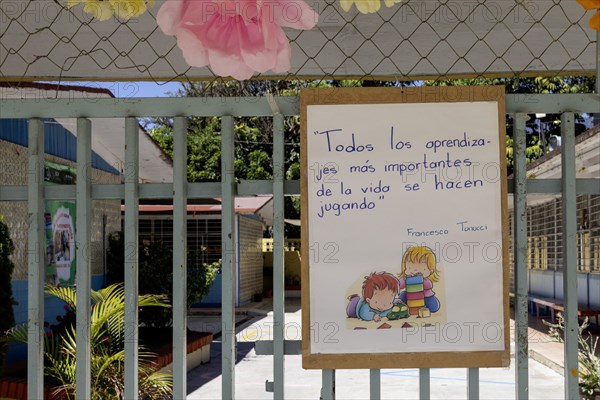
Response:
[3,283,172,399]
[545,313,600,399]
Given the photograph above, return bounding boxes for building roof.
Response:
[124,196,273,216]
[526,124,600,180]
[0,117,119,175]
[509,124,600,208]
[0,82,173,183]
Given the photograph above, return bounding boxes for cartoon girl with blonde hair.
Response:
[398,246,441,313]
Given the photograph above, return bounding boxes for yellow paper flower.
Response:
[577,0,600,31]
[82,0,114,21]
[383,0,403,9]
[340,0,403,14]
[66,0,154,21]
[109,0,151,20]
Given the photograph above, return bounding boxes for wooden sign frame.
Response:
[300,86,510,369]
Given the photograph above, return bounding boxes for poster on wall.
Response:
[44,161,77,287]
[300,87,510,369]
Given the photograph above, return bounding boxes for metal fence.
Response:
[0,0,597,82]
[1,0,600,399]
[0,93,598,399]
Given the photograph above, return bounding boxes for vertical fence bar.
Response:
[124,117,140,399]
[514,113,529,399]
[596,30,600,126]
[597,30,600,95]
[419,368,430,399]
[27,118,44,400]
[321,369,335,400]
[173,116,188,399]
[561,112,578,400]
[221,116,236,400]
[467,368,479,399]
[369,369,380,399]
[75,118,92,400]
[272,113,285,399]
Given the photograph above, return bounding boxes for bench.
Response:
[528,295,600,327]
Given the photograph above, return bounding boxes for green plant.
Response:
[187,253,220,309]
[3,283,172,399]
[106,231,221,328]
[544,313,600,398]
[0,215,16,375]
[48,303,76,339]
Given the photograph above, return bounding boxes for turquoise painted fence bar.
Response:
[468,368,479,399]
[172,116,188,399]
[561,113,579,400]
[419,368,430,399]
[221,116,237,400]
[0,93,598,400]
[2,179,599,202]
[1,94,599,119]
[272,113,286,399]
[26,118,45,400]
[370,369,381,399]
[75,118,92,400]
[124,117,140,399]
[514,113,529,399]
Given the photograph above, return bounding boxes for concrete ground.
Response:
[186,298,567,399]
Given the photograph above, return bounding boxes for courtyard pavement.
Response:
[186,297,568,399]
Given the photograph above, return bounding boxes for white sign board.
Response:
[301,87,510,369]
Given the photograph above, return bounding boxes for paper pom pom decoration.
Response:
[577,0,600,31]
[67,0,155,21]
[339,0,403,14]
[157,0,318,80]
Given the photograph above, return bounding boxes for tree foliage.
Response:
[3,284,172,399]
[147,80,308,183]
[106,232,221,328]
[146,76,595,224]
[425,76,595,174]
[0,215,16,375]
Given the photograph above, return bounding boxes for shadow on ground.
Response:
[186,341,256,394]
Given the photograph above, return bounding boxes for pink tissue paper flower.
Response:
[158,0,318,80]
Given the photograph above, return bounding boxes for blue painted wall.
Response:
[529,269,600,308]
[590,274,600,309]
[5,275,106,371]
[529,270,555,298]
[200,273,223,307]
[0,118,119,175]
[11,275,106,326]
[194,214,261,307]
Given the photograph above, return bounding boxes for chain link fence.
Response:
[1,0,597,83]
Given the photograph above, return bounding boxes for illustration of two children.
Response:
[347,246,441,321]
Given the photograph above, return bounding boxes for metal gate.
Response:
[0,90,598,399]
[1,0,599,398]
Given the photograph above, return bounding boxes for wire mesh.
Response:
[0,0,597,82]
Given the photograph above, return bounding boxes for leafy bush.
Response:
[107,231,220,328]
[545,313,600,398]
[0,215,16,375]
[3,283,171,399]
[47,303,76,340]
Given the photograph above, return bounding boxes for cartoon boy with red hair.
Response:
[347,272,400,322]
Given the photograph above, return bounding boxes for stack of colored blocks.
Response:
[406,275,425,315]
